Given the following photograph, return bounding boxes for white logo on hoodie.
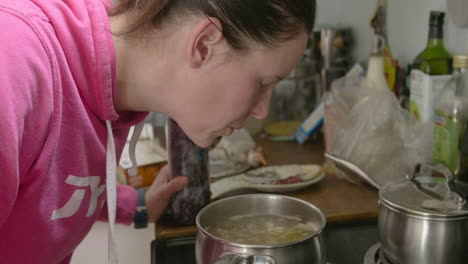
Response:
[51,175,106,221]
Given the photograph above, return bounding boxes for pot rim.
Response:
[379,198,468,221]
[195,194,327,249]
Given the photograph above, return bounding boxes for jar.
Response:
[164,118,211,225]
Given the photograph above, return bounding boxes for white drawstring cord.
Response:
[105,120,118,264]
[105,121,144,264]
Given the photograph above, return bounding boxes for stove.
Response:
[152,225,381,264]
[363,243,393,264]
[152,240,394,264]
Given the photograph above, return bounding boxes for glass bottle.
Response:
[164,118,210,225]
[410,11,453,122]
[412,11,453,75]
[433,55,468,185]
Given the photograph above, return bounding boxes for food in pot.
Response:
[205,214,318,245]
[166,118,211,225]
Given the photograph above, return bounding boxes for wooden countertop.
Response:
[155,135,379,240]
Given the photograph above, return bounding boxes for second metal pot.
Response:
[378,163,468,264]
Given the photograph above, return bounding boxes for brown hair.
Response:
[110,0,316,51]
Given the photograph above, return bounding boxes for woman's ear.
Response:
[186,17,224,68]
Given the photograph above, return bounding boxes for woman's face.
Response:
[171,31,309,148]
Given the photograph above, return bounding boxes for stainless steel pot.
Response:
[378,163,468,264]
[195,194,326,264]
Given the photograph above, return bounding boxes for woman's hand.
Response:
[144,165,189,222]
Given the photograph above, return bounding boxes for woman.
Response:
[0,0,315,263]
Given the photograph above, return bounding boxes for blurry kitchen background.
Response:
[318,0,468,65]
[72,0,468,263]
[246,0,468,135]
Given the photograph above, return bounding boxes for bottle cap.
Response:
[429,11,446,26]
[453,55,468,69]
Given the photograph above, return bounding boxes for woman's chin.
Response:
[192,135,220,149]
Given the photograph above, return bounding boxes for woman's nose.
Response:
[250,89,272,119]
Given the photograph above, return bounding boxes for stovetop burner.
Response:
[363,243,393,264]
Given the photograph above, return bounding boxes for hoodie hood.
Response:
[31,0,147,126]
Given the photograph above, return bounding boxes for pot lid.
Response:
[380,163,468,218]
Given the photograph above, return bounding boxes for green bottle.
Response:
[410,11,453,122]
[412,11,452,75]
[433,55,468,186]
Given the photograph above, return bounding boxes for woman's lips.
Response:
[226,127,235,135]
[220,126,242,137]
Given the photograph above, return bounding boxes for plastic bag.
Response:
[325,72,433,187]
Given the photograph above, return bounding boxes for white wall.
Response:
[316,0,468,66]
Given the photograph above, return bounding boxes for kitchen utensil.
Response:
[378,162,468,264]
[324,152,380,189]
[318,28,352,93]
[210,165,324,200]
[195,194,327,264]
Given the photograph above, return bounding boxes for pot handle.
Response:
[215,254,276,264]
[409,162,466,207]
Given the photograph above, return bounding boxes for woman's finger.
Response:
[167,176,190,193]
[154,165,170,184]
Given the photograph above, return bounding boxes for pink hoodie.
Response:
[0,0,148,263]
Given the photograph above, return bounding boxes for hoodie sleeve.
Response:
[0,10,54,227]
[98,184,138,225]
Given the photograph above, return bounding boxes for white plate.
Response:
[210,164,325,200]
[209,159,251,178]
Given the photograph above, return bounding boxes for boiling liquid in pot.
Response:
[205,214,318,245]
